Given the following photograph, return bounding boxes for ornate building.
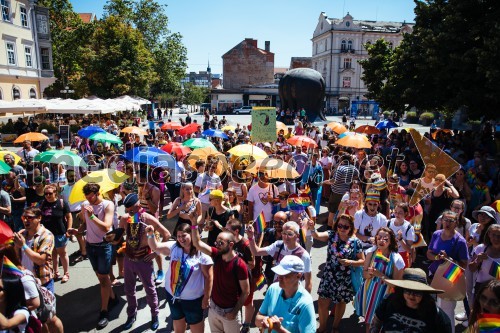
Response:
[312,12,413,114]
[0,0,55,100]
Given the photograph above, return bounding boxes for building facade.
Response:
[312,12,413,114]
[222,38,274,90]
[0,0,55,101]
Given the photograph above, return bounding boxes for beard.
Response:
[218,246,230,255]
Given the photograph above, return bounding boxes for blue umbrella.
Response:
[77,126,105,138]
[338,131,356,139]
[123,146,168,165]
[202,129,228,139]
[376,120,398,130]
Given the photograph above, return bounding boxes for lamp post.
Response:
[59,86,74,99]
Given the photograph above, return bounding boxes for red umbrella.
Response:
[179,123,201,136]
[355,125,381,135]
[161,122,183,131]
[287,135,318,148]
[161,142,191,158]
[0,220,13,248]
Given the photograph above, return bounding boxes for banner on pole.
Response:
[251,107,276,143]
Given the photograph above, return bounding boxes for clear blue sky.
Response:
[70,0,416,74]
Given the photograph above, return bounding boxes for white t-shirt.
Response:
[247,183,279,223]
[319,156,333,168]
[0,308,29,333]
[366,246,406,271]
[165,241,213,300]
[387,218,415,252]
[354,210,388,248]
[473,244,500,284]
[21,239,35,273]
[195,173,221,204]
[21,274,39,302]
[263,240,311,278]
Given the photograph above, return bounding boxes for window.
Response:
[6,42,15,65]
[389,42,394,49]
[12,87,20,100]
[20,6,28,27]
[41,47,50,70]
[366,41,372,46]
[0,89,2,100]
[341,40,347,51]
[343,77,351,88]
[25,46,32,67]
[315,43,318,54]
[1,0,9,21]
[347,40,353,50]
[314,62,318,70]
[344,58,352,69]
[29,88,36,99]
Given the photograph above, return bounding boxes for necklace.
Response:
[127,210,144,249]
[331,233,353,271]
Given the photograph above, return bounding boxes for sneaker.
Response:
[96,311,109,330]
[151,316,159,331]
[155,270,165,284]
[122,315,136,330]
[455,312,467,321]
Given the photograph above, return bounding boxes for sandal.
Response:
[61,273,69,283]
[54,271,61,280]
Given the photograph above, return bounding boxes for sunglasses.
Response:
[337,224,350,230]
[443,218,456,223]
[403,289,423,297]
[22,215,37,220]
[279,196,288,200]
[44,192,54,196]
[214,240,228,247]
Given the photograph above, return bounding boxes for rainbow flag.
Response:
[287,195,311,211]
[2,256,23,277]
[302,185,311,197]
[255,274,266,290]
[442,261,463,283]
[128,212,140,224]
[489,261,500,280]
[374,250,390,263]
[254,211,266,234]
[477,313,500,332]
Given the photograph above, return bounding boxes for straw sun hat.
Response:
[384,268,444,294]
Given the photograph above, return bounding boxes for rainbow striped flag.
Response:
[128,212,140,224]
[255,274,266,290]
[477,313,500,332]
[254,211,266,234]
[442,261,463,283]
[374,250,390,263]
[489,261,500,280]
[2,256,23,277]
[302,185,311,197]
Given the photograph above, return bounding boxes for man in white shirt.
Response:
[17,140,39,186]
[354,190,388,250]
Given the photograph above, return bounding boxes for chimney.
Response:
[265,41,270,52]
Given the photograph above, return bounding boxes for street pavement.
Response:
[2,111,464,332]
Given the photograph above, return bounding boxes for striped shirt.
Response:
[330,164,359,194]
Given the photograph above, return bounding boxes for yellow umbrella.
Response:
[185,147,228,175]
[327,122,348,134]
[69,169,129,204]
[14,132,49,143]
[335,133,372,149]
[121,126,148,136]
[246,157,300,179]
[221,125,236,131]
[228,144,268,160]
[0,151,21,165]
[276,121,288,133]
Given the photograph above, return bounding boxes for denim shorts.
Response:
[86,242,112,275]
[43,279,55,294]
[166,292,204,325]
[54,235,68,249]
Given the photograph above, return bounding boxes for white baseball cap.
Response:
[271,255,305,275]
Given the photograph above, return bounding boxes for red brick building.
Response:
[222,38,274,90]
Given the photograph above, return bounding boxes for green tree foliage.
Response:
[360,0,500,119]
[83,16,157,98]
[182,83,210,107]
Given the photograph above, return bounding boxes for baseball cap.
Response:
[123,193,139,208]
[272,255,305,275]
[209,189,224,200]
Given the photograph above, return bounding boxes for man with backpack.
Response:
[191,220,250,332]
[14,206,63,333]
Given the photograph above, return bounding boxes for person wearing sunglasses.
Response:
[371,268,451,333]
[39,184,72,285]
[310,214,365,333]
[426,210,469,332]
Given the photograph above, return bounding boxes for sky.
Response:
[70,0,416,74]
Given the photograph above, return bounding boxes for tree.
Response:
[182,83,209,108]
[83,16,157,98]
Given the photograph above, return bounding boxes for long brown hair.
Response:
[174,223,197,257]
[376,227,398,253]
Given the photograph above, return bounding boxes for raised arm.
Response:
[189,214,212,256]
[246,224,271,256]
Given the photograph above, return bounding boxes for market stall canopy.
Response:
[0,99,48,114]
[115,95,151,105]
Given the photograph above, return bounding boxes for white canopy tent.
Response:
[0,99,49,114]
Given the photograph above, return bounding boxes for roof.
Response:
[327,17,413,33]
[78,13,97,23]
[223,38,274,58]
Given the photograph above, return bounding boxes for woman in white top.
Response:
[167,182,202,232]
[469,224,500,297]
[227,171,248,204]
[146,223,213,333]
[387,203,414,268]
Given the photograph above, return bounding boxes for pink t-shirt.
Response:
[83,199,113,244]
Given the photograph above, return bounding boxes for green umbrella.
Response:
[89,132,122,145]
[182,138,216,150]
[0,161,11,175]
[34,150,87,168]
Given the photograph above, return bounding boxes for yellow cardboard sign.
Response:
[251,108,277,143]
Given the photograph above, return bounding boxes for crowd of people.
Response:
[0,109,498,333]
